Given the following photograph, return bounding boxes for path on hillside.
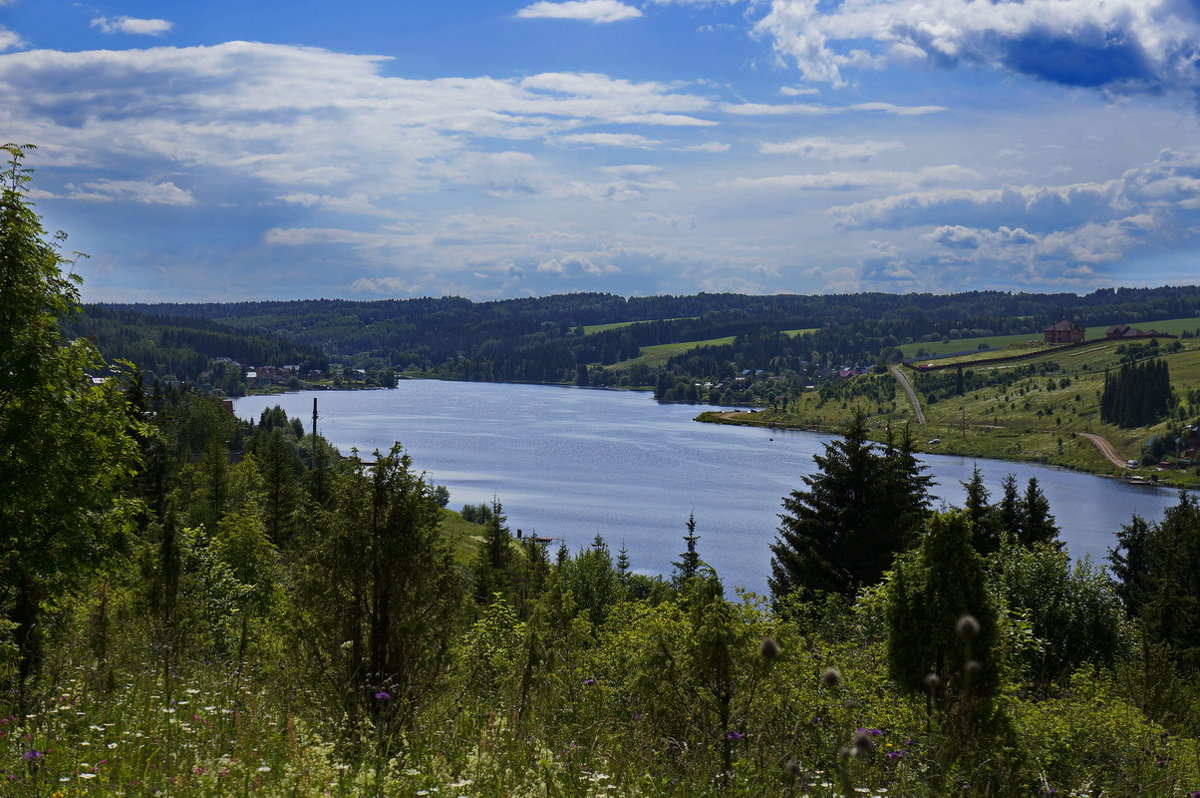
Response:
[1078,432,1129,469]
[889,365,926,424]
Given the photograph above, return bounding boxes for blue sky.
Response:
[5,0,1200,302]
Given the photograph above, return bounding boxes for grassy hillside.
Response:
[711,336,1200,486]
[606,335,737,370]
[897,316,1200,360]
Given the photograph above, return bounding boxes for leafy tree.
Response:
[769,411,932,602]
[0,144,141,686]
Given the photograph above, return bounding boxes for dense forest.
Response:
[10,144,1200,796]
[87,285,1200,405]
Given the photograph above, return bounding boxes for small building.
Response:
[1043,319,1085,344]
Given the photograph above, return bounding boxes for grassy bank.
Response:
[700,336,1200,488]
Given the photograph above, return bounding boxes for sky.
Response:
[5,0,1200,303]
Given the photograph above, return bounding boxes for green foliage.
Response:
[886,511,999,703]
[1110,492,1200,666]
[769,413,933,602]
[1101,357,1172,427]
[0,144,141,685]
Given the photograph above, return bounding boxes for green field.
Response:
[783,327,819,337]
[582,316,696,334]
[606,335,736,370]
[897,316,1200,360]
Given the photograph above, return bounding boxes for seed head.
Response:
[956,614,980,639]
[820,667,841,687]
[759,637,781,659]
[964,660,982,679]
[923,672,941,693]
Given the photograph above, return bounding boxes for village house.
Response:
[1043,318,1085,344]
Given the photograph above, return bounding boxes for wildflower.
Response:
[374,691,391,701]
[583,678,595,685]
[759,637,781,659]
[257,766,272,773]
[78,773,97,780]
[724,731,744,741]
[22,750,42,761]
[820,667,841,687]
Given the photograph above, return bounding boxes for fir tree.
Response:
[769,410,932,602]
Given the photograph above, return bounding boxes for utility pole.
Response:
[312,397,318,460]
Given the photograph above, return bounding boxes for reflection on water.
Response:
[236,382,1188,594]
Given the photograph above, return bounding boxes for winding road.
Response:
[889,365,926,424]
[1078,432,1130,469]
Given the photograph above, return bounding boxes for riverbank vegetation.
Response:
[9,144,1200,796]
[704,333,1200,488]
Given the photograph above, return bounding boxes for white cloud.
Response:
[721,101,944,116]
[517,0,643,23]
[0,27,25,52]
[559,132,662,148]
[760,136,903,160]
[779,85,820,96]
[63,178,195,205]
[349,276,422,295]
[727,165,980,191]
[90,16,174,36]
[680,141,731,152]
[751,0,1200,94]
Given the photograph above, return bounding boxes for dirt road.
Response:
[1078,432,1129,469]
[889,365,926,424]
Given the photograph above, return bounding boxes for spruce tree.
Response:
[769,410,932,602]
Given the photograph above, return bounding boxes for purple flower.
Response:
[583,678,595,685]
[374,691,390,701]
[725,731,744,741]
[885,751,908,759]
[21,750,42,761]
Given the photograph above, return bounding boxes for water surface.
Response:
[236,382,1185,594]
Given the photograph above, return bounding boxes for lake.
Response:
[235,382,1186,594]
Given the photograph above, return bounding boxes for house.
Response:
[1043,318,1085,344]
[1105,324,1176,340]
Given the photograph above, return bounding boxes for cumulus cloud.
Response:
[517,0,643,23]
[751,0,1200,94]
[759,136,903,160]
[0,27,25,52]
[91,16,174,36]
[830,149,1200,289]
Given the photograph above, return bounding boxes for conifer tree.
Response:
[673,512,703,586]
[769,410,932,602]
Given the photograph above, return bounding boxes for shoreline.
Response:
[695,409,1200,491]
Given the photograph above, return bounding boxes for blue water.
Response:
[235,382,1186,594]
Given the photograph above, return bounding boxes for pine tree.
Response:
[962,466,1000,554]
[474,497,513,602]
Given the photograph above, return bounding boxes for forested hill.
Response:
[65,305,328,384]
[92,286,1200,399]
